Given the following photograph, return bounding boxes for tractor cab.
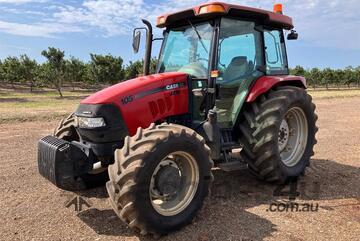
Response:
[134,2,298,127]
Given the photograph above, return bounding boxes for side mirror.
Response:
[287,30,298,40]
[132,30,141,53]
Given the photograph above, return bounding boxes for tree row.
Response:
[1,47,359,97]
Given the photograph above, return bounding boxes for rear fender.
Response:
[246,75,306,103]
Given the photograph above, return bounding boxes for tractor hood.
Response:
[81,72,190,135]
[82,72,188,105]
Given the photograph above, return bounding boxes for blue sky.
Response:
[0,0,358,69]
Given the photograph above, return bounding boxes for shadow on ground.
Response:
[55,96,89,100]
[76,186,109,199]
[77,209,134,236]
[0,97,31,103]
[76,159,360,240]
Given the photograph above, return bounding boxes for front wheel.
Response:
[106,123,213,236]
[239,86,318,183]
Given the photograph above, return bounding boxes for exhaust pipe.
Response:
[142,19,153,76]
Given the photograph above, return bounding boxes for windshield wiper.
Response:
[188,20,208,54]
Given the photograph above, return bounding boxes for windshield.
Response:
[158,22,213,79]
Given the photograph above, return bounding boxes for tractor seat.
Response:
[223,56,249,83]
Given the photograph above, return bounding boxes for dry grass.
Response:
[308,89,360,99]
[0,89,90,123]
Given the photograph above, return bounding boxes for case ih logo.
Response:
[165,83,180,90]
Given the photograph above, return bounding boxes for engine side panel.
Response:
[246,75,307,103]
[81,72,189,135]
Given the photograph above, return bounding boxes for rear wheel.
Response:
[54,113,108,190]
[106,123,213,236]
[239,86,318,183]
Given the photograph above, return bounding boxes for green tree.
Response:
[36,63,50,88]
[124,58,158,80]
[291,65,306,76]
[89,54,124,84]
[322,68,334,89]
[333,69,344,89]
[19,54,38,92]
[65,57,87,90]
[2,56,21,88]
[308,68,321,89]
[124,60,143,80]
[41,47,66,97]
[355,66,360,87]
[343,67,355,88]
[0,60,3,82]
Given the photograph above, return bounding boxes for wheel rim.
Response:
[149,151,199,216]
[278,107,308,167]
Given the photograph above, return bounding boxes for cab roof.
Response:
[156,2,294,30]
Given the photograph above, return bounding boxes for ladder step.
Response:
[221,142,242,150]
[218,161,248,172]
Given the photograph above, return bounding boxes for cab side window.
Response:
[264,30,288,75]
[217,18,263,85]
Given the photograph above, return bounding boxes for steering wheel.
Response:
[178,62,207,78]
[197,57,208,62]
[196,57,209,66]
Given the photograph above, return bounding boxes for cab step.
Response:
[218,161,248,172]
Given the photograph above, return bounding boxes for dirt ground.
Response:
[0,96,359,241]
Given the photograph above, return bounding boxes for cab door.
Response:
[215,18,264,127]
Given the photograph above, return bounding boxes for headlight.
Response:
[76,117,106,129]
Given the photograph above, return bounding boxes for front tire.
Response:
[239,86,318,183]
[106,123,213,236]
[54,113,78,141]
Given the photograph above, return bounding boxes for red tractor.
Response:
[38,2,318,236]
